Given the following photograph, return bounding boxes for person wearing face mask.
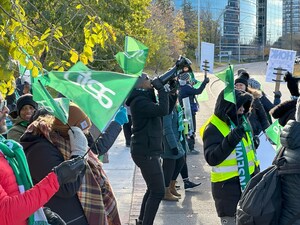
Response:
[178,72,209,154]
[7,94,38,142]
[200,89,260,225]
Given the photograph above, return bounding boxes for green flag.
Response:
[32,80,69,124]
[214,65,236,104]
[193,81,209,102]
[115,36,148,76]
[46,62,138,131]
[265,119,282,151]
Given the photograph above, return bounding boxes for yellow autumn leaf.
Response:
[88,55,94,63]
[26,60,34,70]
[80,54,88,65]
[48,61,55,67]
[31,66,39,77]
[58,67,64,71]
[40,32,50,41]
[76,4,82,9]
[83,46,93,57]
[69,50,79,63]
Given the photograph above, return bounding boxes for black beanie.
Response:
[16,94,38,116]
[235,71,250,87]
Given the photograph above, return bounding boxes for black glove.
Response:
[171,147,179,155]
[284,71,300,97]
[43,207,66,225]
[151,77,164,91]
[227,125,245,145]
[273,91,282,99]
[53,156,86,185]
[203,77,210,84]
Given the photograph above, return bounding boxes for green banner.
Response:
[215,65,236,104]
[45,62,138,131]
[115,36,148,76]
[194,81,209,102]
[265,119,282,151]
[32,80,69,124]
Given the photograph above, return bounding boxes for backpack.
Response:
[236,148,300,225]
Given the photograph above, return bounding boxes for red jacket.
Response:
[0,153,60,225]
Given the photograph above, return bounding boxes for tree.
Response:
[145,1,185,73]
[181,0,198,60]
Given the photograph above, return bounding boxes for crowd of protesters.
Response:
[1,57,300,225]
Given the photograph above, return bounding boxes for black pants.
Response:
[162,156,185,187]
[132,155,165,225]
[123,115,132,145]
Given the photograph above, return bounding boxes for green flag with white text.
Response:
[215,65,236,104]
[46,62,138,131]
[115,36,148,76]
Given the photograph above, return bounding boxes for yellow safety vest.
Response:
[200,114,259,183]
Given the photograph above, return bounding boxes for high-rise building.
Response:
[283,0,300,35]
[173,0,282,60]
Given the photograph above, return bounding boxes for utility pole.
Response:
[290,0,293,50]
[197,0,201,67]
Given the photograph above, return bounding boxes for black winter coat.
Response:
[279,120,300,225]
[126,88,169,156]
[202,90,258,217]
[248,98,270,136]
[21,134,88,225]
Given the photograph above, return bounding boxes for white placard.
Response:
[256,133,276,171]
[266,48,296,82]
[182,97,193,133]
[200,42,215,74]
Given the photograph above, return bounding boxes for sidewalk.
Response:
[103,105,219,225]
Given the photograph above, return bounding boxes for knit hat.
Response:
[179,72,190,81]
[248,78,261,90]
[235,70,250,87]
[52,102,91,137]
[16,94,38,116]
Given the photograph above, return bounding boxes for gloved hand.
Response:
[53,156,86,185]
[171,147,179,155]
[227,125,245,145]
[68,126,88,157]
[176,56,192,69]
[203,77,210,84]
[43,207,66,225]
[151,77,164,91]
[284,71,300,97]
[273,91,282,99]
[114,106,129,126]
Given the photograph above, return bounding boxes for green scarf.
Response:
[0,135,49,225]
[229,119,251,192]
[176,104,184,141]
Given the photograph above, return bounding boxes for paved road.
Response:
[103,61,291,225]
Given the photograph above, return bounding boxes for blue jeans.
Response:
[132,155,165,225]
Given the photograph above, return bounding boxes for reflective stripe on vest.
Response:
[208,114,258,183]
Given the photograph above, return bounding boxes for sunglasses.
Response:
[0,100,7,112]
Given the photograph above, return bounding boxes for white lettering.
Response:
[63,71,116,109]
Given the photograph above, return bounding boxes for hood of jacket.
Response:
[214,89,252,124]
[126,89,156,106]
